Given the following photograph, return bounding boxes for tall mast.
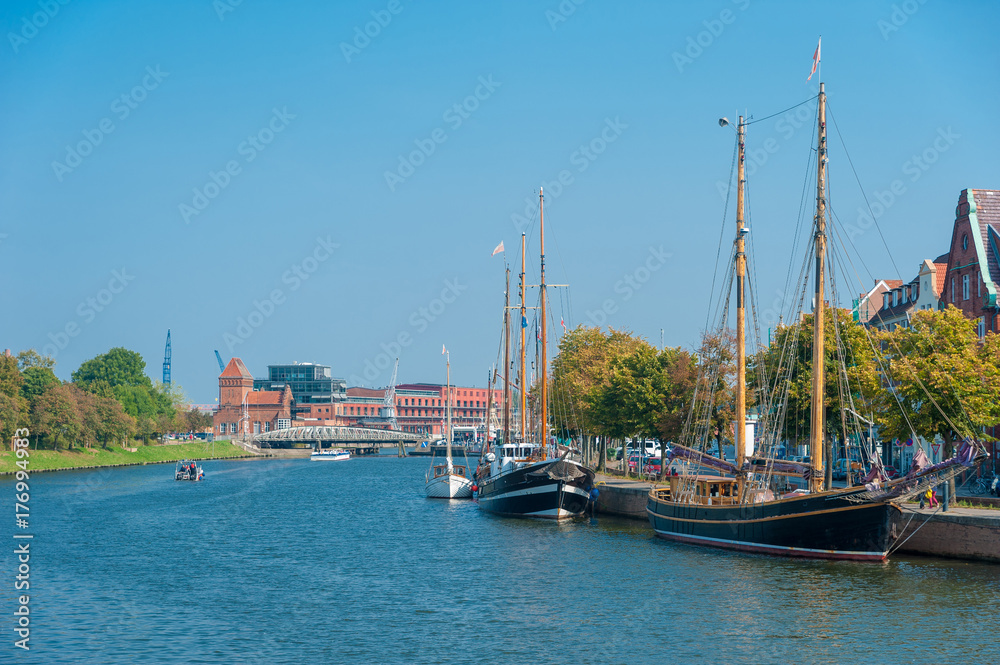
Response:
[735,117,747,471]
[539,188,548,457]
[503,268,511,447]
[486,367,493,453]
[446,351,452,463]
[809,82,828,493]
[519,232,527,442]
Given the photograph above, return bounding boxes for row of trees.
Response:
[0,348,212,450]
[548,305,1000,469]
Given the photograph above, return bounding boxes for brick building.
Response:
[939,188,1000,338]
[213,358,293,436]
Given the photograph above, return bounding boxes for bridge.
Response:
[252,426,424,456]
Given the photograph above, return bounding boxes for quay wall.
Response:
[594,475,652,521]
[897,508,1000,563]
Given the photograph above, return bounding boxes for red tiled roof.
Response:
[220,357,252,379]
[246,390,284,405]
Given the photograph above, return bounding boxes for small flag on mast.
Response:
[807,37,821,81]
[560,317,567,332]
[491,241,505,256]
[441,344,447,355]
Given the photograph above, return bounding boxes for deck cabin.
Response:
[663,474,740,505]
[432,464,467,479]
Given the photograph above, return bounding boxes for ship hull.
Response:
[647,489,903,561]
[477,460,594,519]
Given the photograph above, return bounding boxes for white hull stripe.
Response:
[479,484,589,501]
[651,529,887,560]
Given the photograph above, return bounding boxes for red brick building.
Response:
[213,358,293,436]
[939,188,1000,337]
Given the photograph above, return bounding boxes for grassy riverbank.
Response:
[0,441,254,474]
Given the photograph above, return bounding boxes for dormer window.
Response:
[883,294,890,310]
[893,291,898,307]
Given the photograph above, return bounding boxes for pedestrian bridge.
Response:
[253,426,423,455]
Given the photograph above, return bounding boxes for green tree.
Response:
[21,367,60,402]
[0,354,23,400]
[877,306,1000,464]
[16,350,55,372]
[72,347,151,389]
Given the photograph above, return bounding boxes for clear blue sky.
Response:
[2,0,997,404]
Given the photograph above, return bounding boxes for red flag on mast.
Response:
[807,37,821,81]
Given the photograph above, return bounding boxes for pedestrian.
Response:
[929,487,938,508]
[919,491,925,509]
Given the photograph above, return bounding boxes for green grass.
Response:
[0,441,253,474]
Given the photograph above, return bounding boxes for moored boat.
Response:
[311,447,350,461]
[426,348,475,499]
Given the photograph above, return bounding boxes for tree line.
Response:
[0,347,212,450]
[548,305,1000,470]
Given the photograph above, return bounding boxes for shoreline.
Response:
[0,441,266,476]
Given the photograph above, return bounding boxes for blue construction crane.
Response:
[214,350,225,373]
[163,330,171,385]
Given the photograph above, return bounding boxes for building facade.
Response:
[939,188,1000,338]
[213,358,293,437]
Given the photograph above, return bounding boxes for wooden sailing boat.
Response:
[426,348,474,499]
[476,189,595,518]
[646,83,984,560]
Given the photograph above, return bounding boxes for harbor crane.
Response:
[163,330,171,386]
[214,350,225,373]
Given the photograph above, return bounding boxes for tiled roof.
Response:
[220,357,252,379]
[246,390,284,405]
[347,387,385,398]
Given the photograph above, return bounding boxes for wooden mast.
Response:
[446,350,452,463]
[503,268,511,447]
[486,367,493,453]
[539,188,548,457]
[519,232,527,442]
[809,82,828,493]
[735,116,747,472]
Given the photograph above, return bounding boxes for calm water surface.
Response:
[2,456,998,664]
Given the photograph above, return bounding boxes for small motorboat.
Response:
[311,448,350,461]
[175,459,204,481]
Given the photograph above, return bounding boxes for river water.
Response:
[2,456,997,664]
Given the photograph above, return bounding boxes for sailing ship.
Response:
[476,189,595,519]
[646,82,985,560]
[425,349,475,499]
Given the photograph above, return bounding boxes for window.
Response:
[951,277,955,302]
[893,291,898,307]
[979,316,986,339]
[902,288,907,304]
[220,423,226,433]
[978,272,982,298]
[277,419,290,430]
[963,274,970,300]
[963,234,969,251]
[253,422,260,434]
[264,422,269,432]
[883,294,890,310]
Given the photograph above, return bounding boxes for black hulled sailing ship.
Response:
[647,80,984,561]
[476,189,595,519]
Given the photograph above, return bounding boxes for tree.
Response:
[21,367,60,402]
[749,309,881,460]
[0,393,24,448]
[72,347,151,389]
[32,384,83,450]
[877,306,1000,462]
[0,354,23,400]
[16,350,55,372]
[690,329,737,457]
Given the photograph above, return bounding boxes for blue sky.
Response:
[2,0,997,404]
